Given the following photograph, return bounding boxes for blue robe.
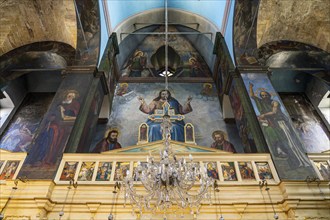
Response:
[140,98,192,142]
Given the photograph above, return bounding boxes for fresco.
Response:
[120,26,212,78]
[60,162,78,181]
[313,161,330,180]
[242,73,315,179]
[205,162,219,180]
[91,83,243,151]
[0,161,19,180]
[233,0,260,66]
[75,0,100,66]
[96,162,113,181]
[229,82,256,152]
[77,82,104,152]
[113,162,130,181]
[238,162,255,180]
[221,162,237,181]
[19,74,92,179]
[0,93,54,152]
[92,129,122,152]
[78,162,95,181]
[256,162,273,180]
[99,33,119,95]
[210,130,236,152]
[280,94,330,153]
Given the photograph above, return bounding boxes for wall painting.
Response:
[205,162,219,180]
[221,162,237,181]
[96,162,113,181]
[256,162,273,180]
[60,162,78,181]
[0,93,54,152]
[114,162,130,181]
[19,74,92,179]
[280,93,329,153]
[78,162,95,181]
[120,26,212,78]
[242,73,315,180]
[90,83,243,153]
[0,161,20,180]
[238,162,255,180]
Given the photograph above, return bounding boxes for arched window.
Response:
[0,91,14,129]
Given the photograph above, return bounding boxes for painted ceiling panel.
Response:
[106,0,228,30]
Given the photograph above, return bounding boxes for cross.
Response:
[148,101,185,122]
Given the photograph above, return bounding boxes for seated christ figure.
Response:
[137,89,192,142]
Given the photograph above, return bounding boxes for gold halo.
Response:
[104,128,120,138]
[134,50,143,57]
[119,83,128,88]
[203,83,212,88]
[212,130,228,141]
[189,57,197,64]
[62,89,80,99]
[255,88,276,98]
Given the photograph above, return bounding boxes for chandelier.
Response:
[123,111,215,215]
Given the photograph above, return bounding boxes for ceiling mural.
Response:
[120,26,212,78]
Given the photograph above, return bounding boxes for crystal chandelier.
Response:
[123,111,215,215]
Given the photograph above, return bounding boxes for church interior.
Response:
[0,0,329,219]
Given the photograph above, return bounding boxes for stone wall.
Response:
[257,0,330,52]
[0,0,77,56]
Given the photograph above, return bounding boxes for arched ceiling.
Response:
[0,0,77,56]
[105,0,229,31]
[257,0,330,52]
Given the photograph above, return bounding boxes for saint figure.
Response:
[138,89,192,142]
[210,130,236,152]
[92,129,122,152]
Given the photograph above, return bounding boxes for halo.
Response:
[212,130,229,141]
[255,87,276,98]
[104,128,120,138]
[134,50,143,57]
[62,89,80,99]
[188,57,197,64]
[119,83,128,88]
[203,83,212,88]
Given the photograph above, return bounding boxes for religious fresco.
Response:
[74,0,100,66]
[78,162,95,181]
[19,74,92,179]
[242,73,315,179]
[0,93,54,152]
[233,0,260,66]
[256,162,273,180]
[238,162,255,180]
[313,161,330,180]
[213,33,235,98]
[120,26,212,78]
[60,162,78,181]
[99,33,119,95]
[221,162,237,181]
[77,82,104,152]
[114,162,130,181]
[96,162,113,181]
[91,83,243,151]
[0,161,19,180]
[205,162,219,180]
[280,94,330,153]
[229,82,256,152]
